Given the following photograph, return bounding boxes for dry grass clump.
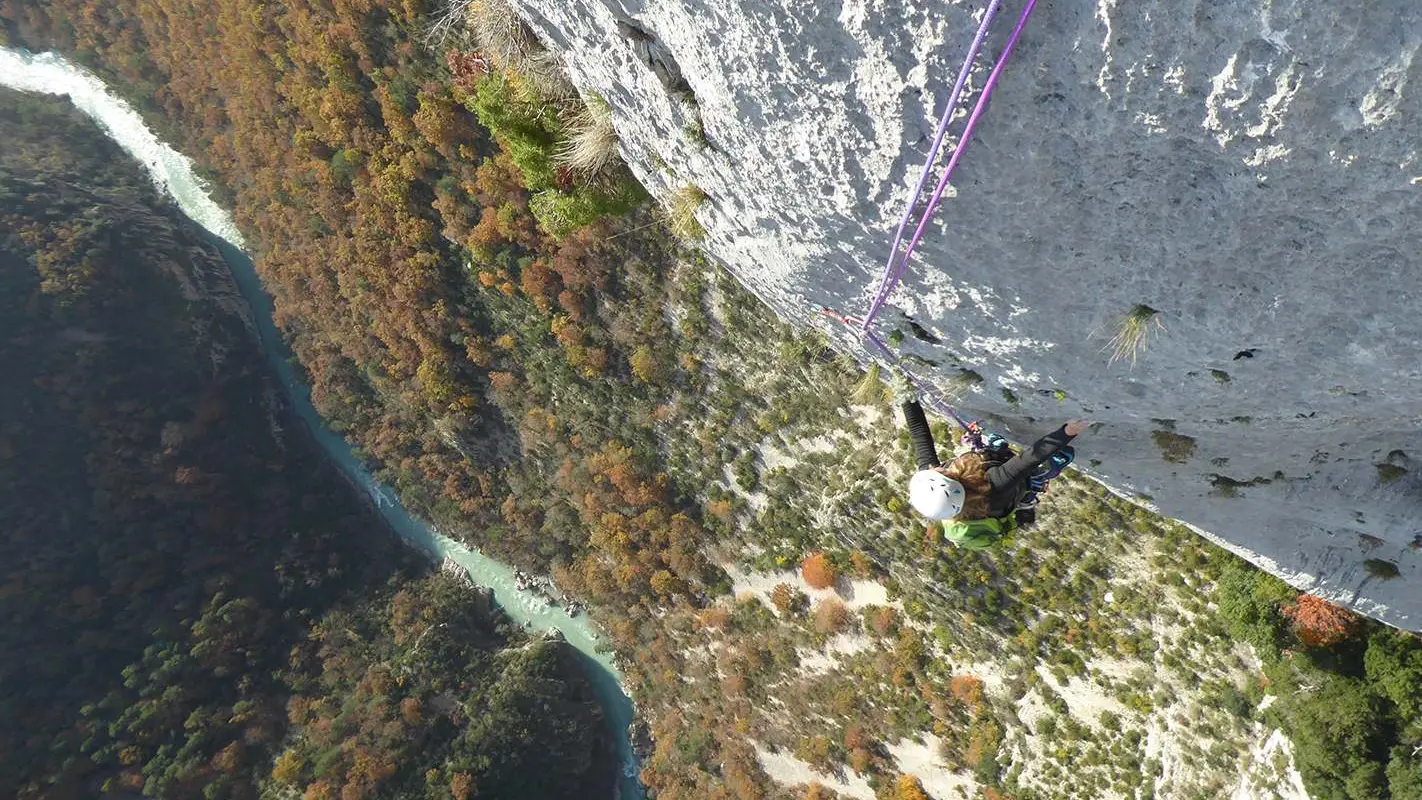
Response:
[555,97,620,177]
[812,597,850,635]
[509,52,578,104]
[431,0,575,101]
[1103,304,1165,367]
[663,184,707,240]
[850,362,890,405]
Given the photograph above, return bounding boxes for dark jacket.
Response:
[902,400,1075,518]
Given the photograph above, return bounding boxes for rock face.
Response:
[513,0,1422,628]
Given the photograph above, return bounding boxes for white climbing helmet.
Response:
[908,469,965,520]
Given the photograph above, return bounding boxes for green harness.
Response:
[943,511,1017,550]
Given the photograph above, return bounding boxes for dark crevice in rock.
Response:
[1207,473,1272,497]
[1233,348,1257,360]
[906,319,939,343]
[616,19,694,98]
[954,368,984,385]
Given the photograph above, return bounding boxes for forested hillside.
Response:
[0,88,610,800]
[4,2,1420,799]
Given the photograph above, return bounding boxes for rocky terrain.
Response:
[508,0,1422,628]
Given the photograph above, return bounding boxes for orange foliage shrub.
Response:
[698,606,732,630]
[556,288,586,320]
[950,675,985,709]
[705,499,735,520]
[519,260,559,310]
[1282,593,1360,647]
[770,583,805,616]
[445,50,490,93]
[893,775,931,800]
[843,722,870,751]
[801,552,836,590]
[450,772,473,800]
[211,740,244,773]
[546,225,609,290]
[173,466,204,485]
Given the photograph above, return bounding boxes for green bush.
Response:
[467,78,647,237]
[468,77,559,189]
[1387,746,1422,798]
[1270,673,1385,800]
[1364,630,1422,721]
[529,179,646,237]
[1214,558,1294,657]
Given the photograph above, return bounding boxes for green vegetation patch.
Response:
[1151,429,1196,464]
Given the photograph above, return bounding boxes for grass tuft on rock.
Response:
[457,0,575,101]
[664,184,707,240]
[1103,304,1164,367]
[850,362,889,405]
[555,96,620,177]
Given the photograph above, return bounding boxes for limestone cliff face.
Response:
[512,0,1422,628]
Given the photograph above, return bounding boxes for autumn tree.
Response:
[801,552,836,590]
[1282,594,1360,647]
[950,675,985,710]
[770,582,807,616]
[844,722,874,774]
[891,775,931,800]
